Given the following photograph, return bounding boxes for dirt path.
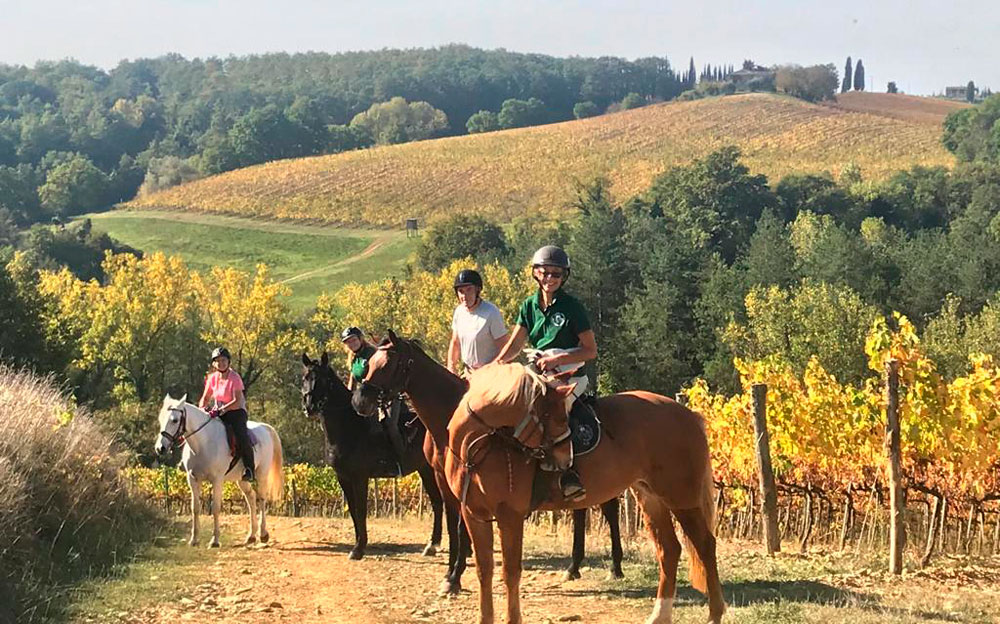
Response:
[85,514,1000,624]
[103,515,655,624]
[280,238,389,285]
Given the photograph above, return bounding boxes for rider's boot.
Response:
[559,396,595,502]
[237,432,256,482]
[560,467,586,502]
[385,398,407,476]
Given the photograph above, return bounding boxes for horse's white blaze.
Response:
[155,395,284,548]
[645,598,673,624]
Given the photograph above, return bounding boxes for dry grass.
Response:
[0,366,162,623]
[128,92,957,227]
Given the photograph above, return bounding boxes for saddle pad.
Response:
[225,426,258,457]
[570,401,601,457]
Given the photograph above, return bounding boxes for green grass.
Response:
[83,210,418,313]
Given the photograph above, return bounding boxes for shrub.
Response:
[0,366,162,621]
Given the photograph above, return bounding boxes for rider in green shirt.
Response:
[496,245,597,502]
[342,327,407,473]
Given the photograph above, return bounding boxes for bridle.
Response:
[301,368,329,417]
[158,404,214,452]
[450,391,573,507]
[357,345,414,410]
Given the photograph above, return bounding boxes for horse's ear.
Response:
[387,328,398,344]
[179,393,188,404]
[301,352,312,367]
[320,352,330,367]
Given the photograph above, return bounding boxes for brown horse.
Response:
[352,331,625,593]
[448,364,725,624]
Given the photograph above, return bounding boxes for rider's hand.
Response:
[208,408,221,419]
[534,354,560,372]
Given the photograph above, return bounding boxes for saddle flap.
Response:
[569,400,601,457]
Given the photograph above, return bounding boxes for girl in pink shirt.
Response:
[198,347,255,481]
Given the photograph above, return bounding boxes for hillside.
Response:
[128,92,958,227]
[83,211,415,312]
[828,91,970,125]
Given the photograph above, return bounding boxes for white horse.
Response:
[155,394,285,547]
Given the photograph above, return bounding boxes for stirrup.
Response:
[560,470,586,502]
[242,467,255,482]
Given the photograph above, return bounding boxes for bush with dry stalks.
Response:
[0,365,162,622]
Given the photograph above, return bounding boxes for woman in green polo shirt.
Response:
[496,245,597,502]
[342,326,377,391]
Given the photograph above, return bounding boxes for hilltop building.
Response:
[944,85,977,101]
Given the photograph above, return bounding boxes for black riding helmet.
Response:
[531,245,571,279]
[341,326,363,342]
[210,347,231,362]
[453,269,483,290]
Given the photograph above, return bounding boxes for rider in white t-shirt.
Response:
[447,269,509,375]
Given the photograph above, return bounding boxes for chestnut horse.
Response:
[352,331,624,594]
[447,364,724,624]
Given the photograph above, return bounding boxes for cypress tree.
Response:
[689,57,697,87]
[853,59,865,91]
[842,56,852,93]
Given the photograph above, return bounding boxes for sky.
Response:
[1,0,997,95]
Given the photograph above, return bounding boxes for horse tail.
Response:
[262,424,285,502]
[684,449,717,595]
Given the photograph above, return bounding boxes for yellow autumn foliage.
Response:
[313,259,532,363]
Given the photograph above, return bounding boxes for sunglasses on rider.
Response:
[535,268,565,279]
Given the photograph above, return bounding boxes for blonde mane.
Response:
[465,363,547,415]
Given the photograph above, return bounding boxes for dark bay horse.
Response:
[449,364,725,624]
[352,332,624,593]
[300,353,443,560]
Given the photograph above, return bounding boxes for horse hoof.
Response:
[563,569,581,582]
[209,541,220,549]
[422,543,438,556]
[188,538,198,547]
[608,569,625,580]
[348,548,365,560]
[438,580,460,596]
[260,532,270,544]
[244,535,257,545]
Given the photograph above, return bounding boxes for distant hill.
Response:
[827,91,970,125]
[128,92,957,227]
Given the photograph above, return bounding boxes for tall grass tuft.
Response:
[0,365,163,623]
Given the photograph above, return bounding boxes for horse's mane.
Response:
[382,335,428,356]
[466,363,547,413]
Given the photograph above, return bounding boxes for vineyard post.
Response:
[392,479,399,518]
[752,383,781,554]
[162,465,170,514]
[885,359,905,574]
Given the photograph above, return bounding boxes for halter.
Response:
[158,404,215,452]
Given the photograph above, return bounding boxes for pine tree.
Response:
[853,59,865,91]
[842,56,853,93]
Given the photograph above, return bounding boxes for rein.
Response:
[449,400,571,515]
[159,405,215,452]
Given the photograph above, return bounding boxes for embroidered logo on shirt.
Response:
[551,312,567,327]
